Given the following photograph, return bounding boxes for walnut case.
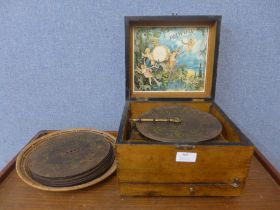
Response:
[116,16,254,196]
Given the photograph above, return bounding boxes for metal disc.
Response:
[136,106,222,143]
[28,146,115,187]
[28,131,112,179]
[16,129,117,191]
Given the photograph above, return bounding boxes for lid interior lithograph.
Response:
[126,16,221,99]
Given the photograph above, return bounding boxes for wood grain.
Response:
[0,131,280,209]
[117,144,253,196]
[118,100,254,196]
[254,147,280,186]
[1,156,280,210]
[210,104,241,141]
[0,130,50,183]
[117,144,253,183]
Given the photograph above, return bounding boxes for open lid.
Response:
[125,16,221,100]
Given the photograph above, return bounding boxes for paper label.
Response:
[176,152,197,162]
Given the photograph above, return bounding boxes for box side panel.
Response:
[210,103,253,145]
[117,101,130,144]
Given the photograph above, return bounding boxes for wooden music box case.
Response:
[116,16,254,196]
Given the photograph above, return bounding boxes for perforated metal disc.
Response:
[136,106,222,143]
[28,132,112,179]
[16,129,116,190]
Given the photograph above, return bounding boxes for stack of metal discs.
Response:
[16,129,116,190]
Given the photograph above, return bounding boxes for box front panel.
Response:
[117,144,253,196]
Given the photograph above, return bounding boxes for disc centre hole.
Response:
[66,148,79,154]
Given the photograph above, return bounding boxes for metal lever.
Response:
[130,117,182,123]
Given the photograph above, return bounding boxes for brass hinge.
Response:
[176,144,196,150]
[192,99,205,102]
[136,97,148,102]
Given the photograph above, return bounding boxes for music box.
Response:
[116,16,254,196]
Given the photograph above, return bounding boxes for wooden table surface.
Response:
[0,132,280,210]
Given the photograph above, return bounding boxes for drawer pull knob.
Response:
[189,186,195,194]
[231,178,240,188]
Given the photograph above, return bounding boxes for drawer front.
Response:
[119,181,243,196]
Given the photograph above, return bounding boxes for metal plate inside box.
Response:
[135,106,222,143]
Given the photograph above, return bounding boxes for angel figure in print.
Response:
[136,64,161,86]
[181,38,196,52]
[168,48,182,72]
[142,48,155,68]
